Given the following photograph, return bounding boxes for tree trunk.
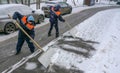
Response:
[21,0,23,4]
[72,0,76,6]
[109,0,111,4]
[36,0,41,9]
[28,0,30,6]
[25,0,27,5]
[7,0,10,4]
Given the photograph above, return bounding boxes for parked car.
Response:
[116,0,120,5]
[42,1,72,17]
[0,4,45,34]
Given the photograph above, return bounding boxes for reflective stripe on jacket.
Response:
[21,16,34,30]
[55,11,61,16]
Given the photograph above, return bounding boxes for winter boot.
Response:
[56,33,59,38]
[48,33,51,37]
[15,51,20,55]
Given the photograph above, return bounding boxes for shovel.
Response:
[64,21,77,38]
[8,14,54,68]
[38,22,77,68]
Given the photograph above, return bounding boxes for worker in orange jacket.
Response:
[48,5,65,38]
[12,12,36,55]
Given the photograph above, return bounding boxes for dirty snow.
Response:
[25,62,37,70]
[45,8,120,73]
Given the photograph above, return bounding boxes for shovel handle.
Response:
[65,22,72,29]
[8,14,44,52]
[64,21,76,38]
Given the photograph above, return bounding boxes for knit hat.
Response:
[27,15,34,22]
[54,5,61,11]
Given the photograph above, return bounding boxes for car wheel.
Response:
[4,22,16,34]
[45,14,50,18]
[38,14,45,24]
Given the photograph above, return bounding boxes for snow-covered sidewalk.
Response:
[43,8,120,73]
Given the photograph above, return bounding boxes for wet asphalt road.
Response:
[0,6,120,73]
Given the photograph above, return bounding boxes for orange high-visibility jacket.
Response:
[21,16,34,30]
[55,11,61,16]
[51,7,61,16]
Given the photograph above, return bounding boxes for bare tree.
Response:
[108,0,111,4]
[36,0,41,9]
[25,0,27,5]
[21,0,23,4]
[28,0,30,6]
[72,0,76,6]
[7,0,10,4]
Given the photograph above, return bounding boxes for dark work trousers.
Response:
[16,30,35,53]
[48,21,59,36]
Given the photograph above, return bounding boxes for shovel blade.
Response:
[38,47,57,68]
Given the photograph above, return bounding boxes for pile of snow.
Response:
[45,8,120,73]
[25,62,37,70]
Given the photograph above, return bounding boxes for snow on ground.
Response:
[1,0,120,73]
[25,62,37,70]
[3,7,120,73]
[43,8,120,73]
